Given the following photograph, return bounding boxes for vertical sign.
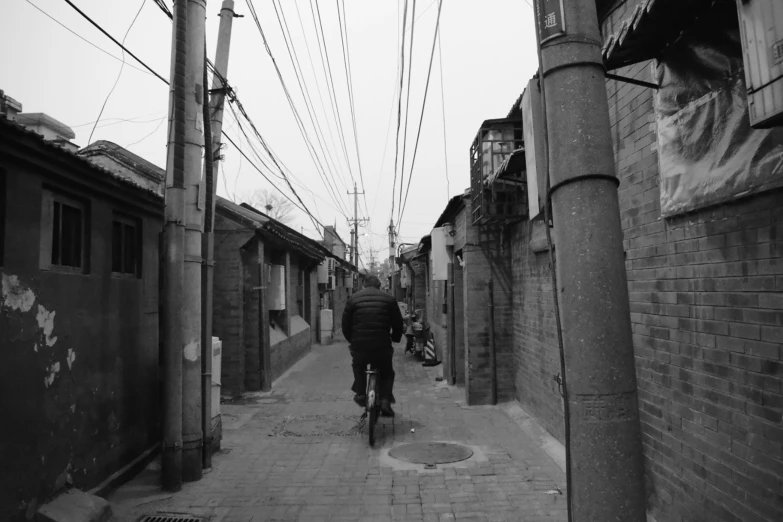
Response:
[536,0,566,44]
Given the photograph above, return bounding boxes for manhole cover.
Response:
[271,415,362,437]
[389,442,473,465]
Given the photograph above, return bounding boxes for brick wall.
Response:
[453,260,466,386]
[242,238,262,391]
[332,272,349,335]
[602,4,783,520]
[213,213,254,396]
[462,201,515,405]
[510,218,564,441]
[270,328,311,381]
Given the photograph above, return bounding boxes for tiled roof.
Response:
[216,197,332,263]
[80,140,166,183]
[0,117,163,199]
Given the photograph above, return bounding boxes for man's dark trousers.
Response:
[351,349,395,404]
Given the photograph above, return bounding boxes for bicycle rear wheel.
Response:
[367,373,377,446]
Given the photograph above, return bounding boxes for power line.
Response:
[437,22,450,203]
[245,0,353,222]
[25,0,155,77]
[88,0,146,145]
[397,0,444,232]
[398,0,418,222]
[222,132,325,235]
[224,92,331,231]
[61,0,169,84]
[59,0,327,234]
[272,0,352,219]
[390,0,410,222]
[312,0,357,189]
[336,0,369,219]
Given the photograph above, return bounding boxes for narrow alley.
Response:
[111,340,568,522]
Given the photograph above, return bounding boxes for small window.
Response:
[112,214,141,276]
[40,189,88,272]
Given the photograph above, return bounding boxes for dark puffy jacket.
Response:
[342,287,404,354]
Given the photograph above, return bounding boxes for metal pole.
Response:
[201,0,236,471]
[200,46,214,470]
[181,0,206,483]
[487,278,497,405]
[162,0,188,492]
[533,1,646,519]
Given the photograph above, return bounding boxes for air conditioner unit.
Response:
[327,275,336,290]
[267,264,286,310]
[430,227,451,281]
[317,260,328,284]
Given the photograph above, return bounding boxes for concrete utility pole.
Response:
[531,0,645,520]
[388,219,395,293]
[347,182,365,268]
[162,0,190,492]
[202,0,236,471]
[178,0,207,483]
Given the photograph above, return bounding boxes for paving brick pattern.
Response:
[111,342,567,521]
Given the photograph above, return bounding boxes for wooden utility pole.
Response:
[531,0,646,520]
[201,0,237,471]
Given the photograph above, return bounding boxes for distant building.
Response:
[213,197,329,395]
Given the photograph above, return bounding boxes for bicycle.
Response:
[365,363,380,446]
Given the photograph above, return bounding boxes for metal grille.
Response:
[470,117,526,226]
[139,515,204,522]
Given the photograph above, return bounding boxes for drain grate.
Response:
[139,515,204,522]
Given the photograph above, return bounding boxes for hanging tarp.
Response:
[655,26,783,217]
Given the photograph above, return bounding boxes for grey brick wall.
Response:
[213,214,254,396]
[507,4,783,520]
[510,219,565,442]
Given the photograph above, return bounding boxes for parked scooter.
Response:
[406,309,428,361]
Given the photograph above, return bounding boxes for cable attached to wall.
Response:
[533,0,573,518]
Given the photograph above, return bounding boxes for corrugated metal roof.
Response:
[0,116,163,199]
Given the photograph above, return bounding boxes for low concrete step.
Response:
[37,489,113,522]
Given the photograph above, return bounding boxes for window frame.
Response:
[111,212,142,278]
[40,188,89,273]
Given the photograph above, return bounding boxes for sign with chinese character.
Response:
[536,0,565,44]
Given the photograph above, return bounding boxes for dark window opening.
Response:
[42,190,87,271]
[112,215,141,276]
[0,169,5,266]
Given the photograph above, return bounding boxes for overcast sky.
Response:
[3,0,538,267]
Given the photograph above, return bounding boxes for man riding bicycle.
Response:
[342,275,404,417]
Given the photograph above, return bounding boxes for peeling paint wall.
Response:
[0,156,162,520]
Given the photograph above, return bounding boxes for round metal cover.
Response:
[389,442,473,465]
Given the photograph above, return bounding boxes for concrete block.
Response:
[37,489,113,522]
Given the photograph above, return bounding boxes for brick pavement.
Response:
[110,341,568,521]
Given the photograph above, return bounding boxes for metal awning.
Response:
[487,148,526,186]
[602,0,720,71]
